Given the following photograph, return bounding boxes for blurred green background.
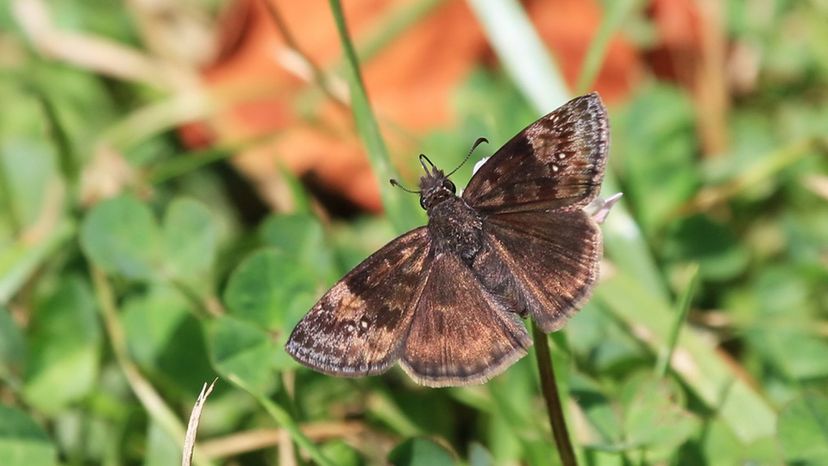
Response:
[1,0,827,465]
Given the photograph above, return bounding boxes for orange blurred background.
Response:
[180,0,719,214]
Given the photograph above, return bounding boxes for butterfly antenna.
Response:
[418,154,435,174]
[389,178,420,194]
[447,137,489,177]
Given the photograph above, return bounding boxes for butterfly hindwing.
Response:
[286,227,432,376]
[401,252,532,387]
[462,93,609,213]
[476,210,602,333]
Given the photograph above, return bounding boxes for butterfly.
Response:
[286,93,609,387]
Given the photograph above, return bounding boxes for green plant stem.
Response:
[596,272,776,442]
[168,277,224,318]
[0,151,21,234]
[327,0,421,233]
[0,220,74,306]
[467,0,568,110]
[655,263,700,378]
[36,91,79,188]
[677,137,818,215]
[259,0,345,109]
[227,375,335,466]
[90,266,213,466]
[575,0,636,94]
[353,0,443,63]
[532,323,577,466]
[148,146,235,185]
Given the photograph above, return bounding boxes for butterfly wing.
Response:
[472,210,602,333]
[401,252,532,387]
[462,93,609,214]
[286,227,432,376]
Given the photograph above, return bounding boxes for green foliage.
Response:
[388,437,456,466]
[208,315,279,394]
[1,0,828,465]
[619,375,699,457]
[778,395,828,465]
[0,307,25,384]
[162,198,218,285]
[122,286,214,394]
[613,84,700,233]
[223,248,318,361]
[81,195,161,280]
[23,275,101,413]
[81,195,219,284]
[259,213,338,283]
[0,405,57,466]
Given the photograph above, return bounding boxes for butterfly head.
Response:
[420,154,457,210]
[391,139,489,211]
[418,162,456,210]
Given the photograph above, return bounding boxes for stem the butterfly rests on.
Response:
[532,322,577,466]
[532,192,621,466]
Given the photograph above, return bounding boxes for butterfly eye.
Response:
[445,180,456,193]
[420,196,427,209]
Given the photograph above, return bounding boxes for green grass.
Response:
[2,1,828,465]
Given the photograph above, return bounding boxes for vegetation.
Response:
[1,0,827,465]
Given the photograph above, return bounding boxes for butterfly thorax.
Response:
[419,169,483,263]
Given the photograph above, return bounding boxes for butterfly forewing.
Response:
[462,93,609,213]
[286,228,432,376]
[401,253,531,387]
[479,210,602,333]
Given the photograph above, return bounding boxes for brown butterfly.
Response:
[286,93,609,387]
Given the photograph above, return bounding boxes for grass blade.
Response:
[90,266,214,466]
[597,271,776,442]
[468,0,668,300]
[226,374,335,466]
[328,0,422,233]
[0,220,74,306]
[655,263,700,378]
[467,0,569,110]
[575,0,637,94]
[357,0,445,63]
[469,0,775,444]
[36,91,79,188]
